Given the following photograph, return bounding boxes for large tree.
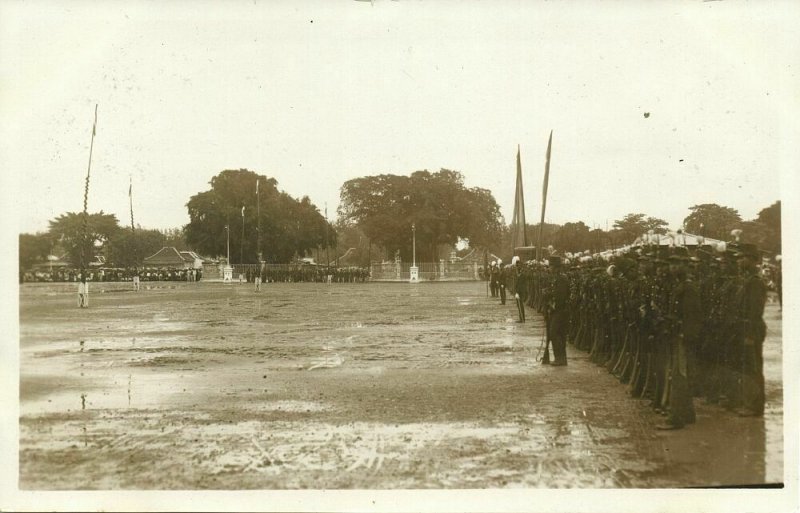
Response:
[19,232,54,270]
[551,221,591,254]
[683,203,742,241]
[185,169,333,264]
[338,169,504,262]
[105,228,166,268]
[48,212,120,267]
[613,213,669,245]
[740,200,781,255]
[161,227,190,251]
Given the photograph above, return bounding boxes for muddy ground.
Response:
[18,281,782,489]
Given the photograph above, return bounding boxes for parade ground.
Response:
[18,281,783,489]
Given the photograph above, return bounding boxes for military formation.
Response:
[251,266,370,284]
[487,238,775,430]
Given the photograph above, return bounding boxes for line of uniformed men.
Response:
[489,242,768,430]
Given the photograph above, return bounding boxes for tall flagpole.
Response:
[80,104,98,286]
[129,174,141,290]
[325,203,330,267]
[129,174,136,270]
[256,177,262,285]
[241,205,245,265]
[129,175,135,231]
[256,177,261,263]
[536,131,553,262]
[511,144,528,254]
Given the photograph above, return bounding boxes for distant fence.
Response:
[370,261,481,281]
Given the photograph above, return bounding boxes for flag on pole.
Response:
[536,131,553,261]
[242,205,246,217]
[256,178,259,195]
[541,131,552,210]
[511,145,528,251]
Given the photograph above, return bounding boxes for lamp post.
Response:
[409,222,419,282]
[412,223,416,267]
[223,224,233,282]
[256,177,262,266]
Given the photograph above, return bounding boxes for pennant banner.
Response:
[511,145,528,252]
[537,131,553,261]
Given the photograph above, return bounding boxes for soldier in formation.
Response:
[489,261,500,298]
[507,239,770,429]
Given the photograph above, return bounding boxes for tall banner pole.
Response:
[129,174,140,289]
[511,145,529,255]
[241,205,246,266]
[78,104,98,307]
[256,177,261,263]
[536,131,553,262]
[80,105,98,277]
[255,177,262,290]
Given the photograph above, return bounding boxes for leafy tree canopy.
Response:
[612,213,669,245]
[683,203,742,241]
[185,169,334,264]
[338,169,504,262]
[740,200,781,255]
[551,221,591,254]
[48,211,120,267]
[19,232,54,270]
[105,228,166,268]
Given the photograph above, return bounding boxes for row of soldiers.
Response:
[491,242,770,430]
[246,266,370,284]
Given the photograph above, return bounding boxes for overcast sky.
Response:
[2,1,798,236]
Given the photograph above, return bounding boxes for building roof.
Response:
[144,247,191,266]
[179,251,205,262]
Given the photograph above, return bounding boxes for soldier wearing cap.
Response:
[656,250,699,429]
[497,259,507,305]
[489,261,499,298]
[543,255,569,366]
[736,243,767,417]
[513,256,528,322]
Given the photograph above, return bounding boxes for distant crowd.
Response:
[20,267,203,283]
[19,266,372,284]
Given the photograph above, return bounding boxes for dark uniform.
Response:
[736,244,767,416]
[489,263,499,297]
[657,256,699,429]
[514,261,528,322]
[544,256,570,366]
[498,261,507,305]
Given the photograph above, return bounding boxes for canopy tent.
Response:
[631,231,724,248]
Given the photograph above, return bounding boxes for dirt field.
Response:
[18,281,783,489]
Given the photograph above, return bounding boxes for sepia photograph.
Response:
[1,1,797,512]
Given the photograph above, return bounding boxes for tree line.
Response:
[18,165,781,271]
